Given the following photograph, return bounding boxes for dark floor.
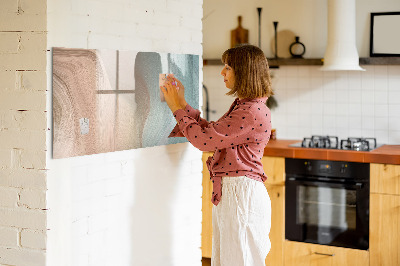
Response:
[202,257,211,266]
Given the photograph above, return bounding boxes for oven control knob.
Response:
[340,164,347,174]
[304,162,312,171]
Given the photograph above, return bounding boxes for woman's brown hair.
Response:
[221,44,273,99]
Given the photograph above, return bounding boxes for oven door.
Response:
[285,177,369,250]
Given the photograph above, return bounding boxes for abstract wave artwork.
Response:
[52,47,199,159]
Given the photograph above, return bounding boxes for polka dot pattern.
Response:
[169,97,272,206]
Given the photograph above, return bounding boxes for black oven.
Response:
[285,158,369,250]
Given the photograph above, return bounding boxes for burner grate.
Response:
[301,135,339,149]
[296,136,378,151]
[340,137,377,151]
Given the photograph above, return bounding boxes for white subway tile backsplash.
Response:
[336,90,349,103]
[388,117,400,131]
[374,77,388,91]
[335,72,349,90]
[336,103,349,116]
[323,115,336,129]
[286,77,299,89]
[298,102,312,115]
[298,77,311,89]
[349,128,362,137]
[374,65,388,77]
[389,104,400,117]
[287,113,300,127]
[362,65,375,74]
[362,129,376,138]
[349,116,362,129]
[323,87,336,103]
[336,128,349,140]
[374,90,388,104]
[361,90,375,104]
[388,91,400,104]
[205,65,400,144]
[374,117,389,130]
[374,130,389,144]
[361,104,375,117]
[348,71,362,90]
[388,131,400,143]
[311,127,324,136]
[362,116,375,130]
[323,103,336,115]
[298,67,311,78]
[273,76,287,90]
[375,104,389,117]
[285,66,298,77]
[322,70,335,78]
[298,89,313,103]
[310,77,324,90]
[348,90,362,103]
[336,115,348,129]
[388,65,400,76]
[388,76,400,91]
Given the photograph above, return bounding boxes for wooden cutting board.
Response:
[231,16,249,48]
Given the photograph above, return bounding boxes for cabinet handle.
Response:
[314,252,335,257]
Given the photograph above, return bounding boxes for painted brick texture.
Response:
[0,0,48,265]
[46,0,203,266]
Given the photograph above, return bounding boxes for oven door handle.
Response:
[287,177,364,189]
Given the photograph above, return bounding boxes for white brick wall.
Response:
[0,0,48,265]
[46,1,203,266]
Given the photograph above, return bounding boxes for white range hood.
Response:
[320,0,365,71]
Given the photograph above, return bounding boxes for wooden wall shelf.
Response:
[359,57,400,65]
[203,58,323,67]
[203,57,400,67]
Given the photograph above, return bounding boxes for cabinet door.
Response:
[370,163,400,195]
[370,193,400,266]
[264,184,284,266]
[202,152,213,258]
[284,241,369,266]
[261,156,285,185]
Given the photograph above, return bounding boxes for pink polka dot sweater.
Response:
[169,97,272,206]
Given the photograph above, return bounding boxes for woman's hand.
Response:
[161,76,186,113]
[173,77,187,108]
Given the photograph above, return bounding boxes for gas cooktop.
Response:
[289,135,383,151]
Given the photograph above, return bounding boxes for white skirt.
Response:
[212,176,271,266]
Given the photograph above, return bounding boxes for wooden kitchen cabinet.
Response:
[284,241,369,266]
[262,156,285,266]
[202,152,213,258]
[264,184,285,266]
[370,193,400,266]
[201,154,286,266]
[261,156,285,186]
[370,163,400,266]
[370,163,400,195]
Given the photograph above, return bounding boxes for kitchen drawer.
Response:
[284,240,369,266]
[261,156,285,185]
[370,163,400,195]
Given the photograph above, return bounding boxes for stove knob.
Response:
[340,164,347,174]
[305,162,312,171]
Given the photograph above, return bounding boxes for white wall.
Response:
[203,0,400,145]
[46,0,203,266]
[203,0,400,58]
[0,0,48,265]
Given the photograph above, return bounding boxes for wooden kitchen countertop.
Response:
[263,139,400,165]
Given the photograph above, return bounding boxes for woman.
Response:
[162,44,273,266]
